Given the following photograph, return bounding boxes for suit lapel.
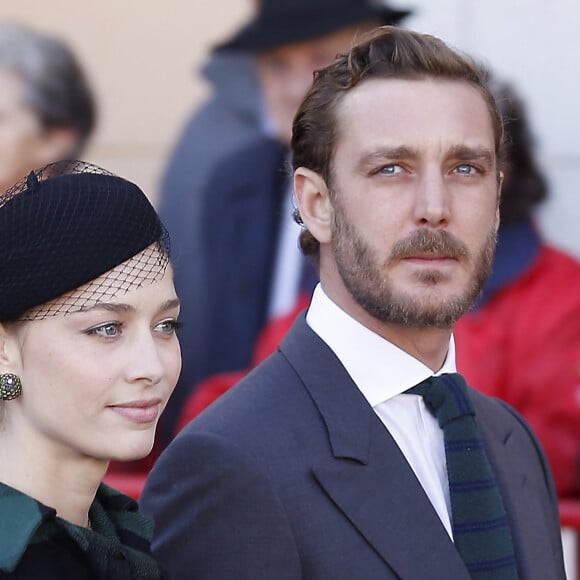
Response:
[280,318,470,579]
[474,393,565,579]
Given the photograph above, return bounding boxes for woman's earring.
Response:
[0,373,22,400]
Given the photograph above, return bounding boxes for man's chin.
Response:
[365,289,475,328]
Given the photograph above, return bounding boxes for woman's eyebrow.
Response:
[73,297,180,316]
[155,298,181,316]
[77,302,134,314]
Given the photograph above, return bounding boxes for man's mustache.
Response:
[389,229,469,261]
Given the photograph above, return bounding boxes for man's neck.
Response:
[320,280,452,372]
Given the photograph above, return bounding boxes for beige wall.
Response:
[0,0,254,205]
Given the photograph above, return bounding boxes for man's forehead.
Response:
[333,77,496,153]
[337,76,489,113]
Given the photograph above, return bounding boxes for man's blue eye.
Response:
[456,164,475,174]
[379,164,402,175]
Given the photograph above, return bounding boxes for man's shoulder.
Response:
[177,320,328,441]
[153,347,327,484]
[469,387,530,432]
[191,351,307,428]
[469,387,552,472]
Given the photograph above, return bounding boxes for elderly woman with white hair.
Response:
[0,23,95,194]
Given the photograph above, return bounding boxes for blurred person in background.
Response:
[0,22,95,194]
[454,80,580,498]
[161,0,411,442]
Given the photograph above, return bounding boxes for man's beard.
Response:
[331,201,497,329]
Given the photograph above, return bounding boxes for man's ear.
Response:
[495,170,504,233]
[294,167,333,245]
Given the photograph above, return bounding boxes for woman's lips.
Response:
[109,399,161,424]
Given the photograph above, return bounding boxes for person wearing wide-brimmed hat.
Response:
[159,0,412,442]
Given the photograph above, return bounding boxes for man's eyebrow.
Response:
[356,146,419,171]
[355,145,496,171]
[447,145,495,165]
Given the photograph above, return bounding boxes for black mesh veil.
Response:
[0,160,170,321]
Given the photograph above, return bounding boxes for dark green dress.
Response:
[0,481,168,579]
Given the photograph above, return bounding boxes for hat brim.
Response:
[215,7,412,52]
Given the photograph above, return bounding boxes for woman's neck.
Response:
[0,424,108,527]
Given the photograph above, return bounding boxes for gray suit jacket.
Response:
[141,314,566,579]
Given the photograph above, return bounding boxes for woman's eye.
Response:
[155,319,182,335]
[86,323,122,338]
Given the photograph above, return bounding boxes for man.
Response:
[161,0,411,439]
[0,23,95,193]
[142,27,565,579]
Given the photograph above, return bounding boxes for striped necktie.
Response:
[407,373,519,579]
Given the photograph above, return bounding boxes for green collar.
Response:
[0,481,153,573]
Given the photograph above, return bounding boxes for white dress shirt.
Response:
[306,284,456,539]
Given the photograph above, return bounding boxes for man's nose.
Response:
[412,170,451,228]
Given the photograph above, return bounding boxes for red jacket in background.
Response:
[455,244,580,497]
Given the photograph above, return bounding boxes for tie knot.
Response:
[407,373,475,427]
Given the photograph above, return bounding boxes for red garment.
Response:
[455,245,580,498]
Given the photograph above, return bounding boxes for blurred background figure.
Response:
[160,0,412,442]
[0,23,96,194]
[454,80,580,498]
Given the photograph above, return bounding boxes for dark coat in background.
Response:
[165,138,288,439]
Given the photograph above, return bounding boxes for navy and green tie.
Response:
[407,373,519,579]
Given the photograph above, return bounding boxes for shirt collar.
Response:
[306,284,456,407]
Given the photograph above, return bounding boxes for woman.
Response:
[0,161,180,578]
